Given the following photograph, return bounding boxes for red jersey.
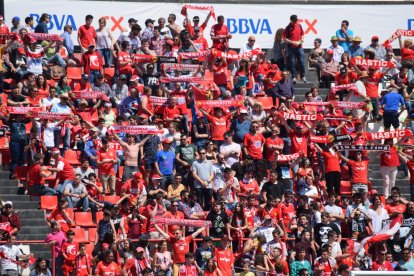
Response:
[214,247,234,275]
[0,25,10,44]
[289,131,308,156]
[243,132,265,160]
[179,264,198,276]
[372,261,394,271]
[210,24,230,51]
[283,23,304,48]
[193,37,209,62]
[385,203,406,215]
[163,105,184,120]
[73,82,92,91]
[169,235,193,263]
[380,147,400,167]
[47,208,73,232]
[280,202,295,230]
[335,71,358,85]
[95,261,119,276]
[82,50,103,73]
[239,179,260,195]
[244,206,258,228]
[314,258,335,276]
[322,151,341,173]
[365,72,384,98]
[62,241,78,261]
[117,50,132,74]
[348,160,369,184]
[76,254,92,276]
[165,211,185,235]
[213,64,228,85]
[124,257,151,276]
[97,148,117,176]
[78,25,96,49]
[28,163,44,187]
[57,157,75,183]
[207,114,231,141]
[86,181,103,201]
[264,71,283,91]
[186,21,207,37]
[265,137,284,161]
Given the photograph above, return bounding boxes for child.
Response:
[240,259,255,276]
[75,243,92,276]
[179,253,198,276]
[61,230,78,276]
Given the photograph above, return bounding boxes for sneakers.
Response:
[292,78,297,84]
[302,77,308,83]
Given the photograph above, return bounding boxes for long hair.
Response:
[274,28,284,43]
[34,258,48,273]
[36,74,48,90]
[231,203,245,228]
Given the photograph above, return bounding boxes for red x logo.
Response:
[102,16,124,32]
[298,19,318,34]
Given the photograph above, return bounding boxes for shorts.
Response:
[352,183,368,193]
[144,158,156,171]
[383,110,399,129]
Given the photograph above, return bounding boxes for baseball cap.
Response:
[240,108,248,114]
[119,74,127,80]
[12,16,20,22]
[60,93,69,99]
[330,36,338,41]
[130,75,139,82]
[372,35,379,40]
[136,247,145,253]
[193,26,200,32]
[81,74,89,80]
[290,15,298,22]
[17,47,25,55]
[134,172,143,179]
[145,19,155,26]
[111,204,119,210]
[162,137,173,144]
[193,16,200,21]
[88,44,95,48]
[138,113,149,119]
[4,201,13,208]
[326,49,334,55]
[151,174,162,180]
[51,148,60,154]
[90,127,99,132]
[128,18,138,24]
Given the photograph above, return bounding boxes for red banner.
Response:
[180,4,216,20]
[28,33,63,42]
[302,101,366,109]
[28,111,71,120]
[133,54,157,63]
[277,152,301,162]
[160,76,203,83]
[111,125,162,134]
[196,99,244,108]
[0,222,12,233]
[365,129,413,141]
[0,33,21,41]
[214,48,263,61]
[279,112,319,121]
[71,90,110,101]
[7,107,43,114]
[149,96,185,106]
[330,84,359,93]
[153,217,212,227]
[310,136,331,143]
[179,50,211,59]
[161,63,200,72]
[383,29,414,45]
[350,58,396,68]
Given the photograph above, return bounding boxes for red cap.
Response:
[136,247,145,253]
[134,172,143,179]
[326,49,334,55]
[17,47,25,55]
[166,39,174,46]
[371,35,379,40]
[29,36,37,43]
[151,174,162,180]
[138,113,149,119]
[162,137,173,144]
[102,243,110,250]
[51,148,60,153]
[130,75,139,82]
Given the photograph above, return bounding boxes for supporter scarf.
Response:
[278,111,319,121]
[153,217,212,227]
[330,83,359,94]
[180,4,216,20]
[310,134,352,143]
[323,115,352,121]
[213,48,263,61]
[195,99,244,108]
[276,152,301,162]
[302,101,366,109]
[28,33,63,42]
[178,50,210,59]
[133,54,157,63]
[0,222,12,234]
[350,58,396,68]
[161,63,200,72]
[157,56,177,63]
[329,144,390,154]
[364,129,413,141]
[0,250,35,268]
[190,84,211,100]
[149,96,186,106]
[383,29,414,45]
[160,76,203,83]
[7,106,42,114]
[71,90,110,101]
[28,111,70,120]
[111,125,162,134]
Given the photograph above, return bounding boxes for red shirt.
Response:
[62,241,78,261]
[365,72,384,98]
[82,50,103,73]
[335,71,358,85]
[78,25,96,49]
[124,257,150,276]
[0,25,10,44]
[239,179,260,195]
[348,160,369,184]
[244,206,258,228]
[169,235,193,263]
[57,157,75,183]
[47,208,73,232]
[407,160,414,184]
[86,181,103,201]
[402,47,414,61]
[214,247,234,275]
[163,104,184,120]
[213,64,228,85]
[193,37,209,62]
[264,71,283,91]
[280,202,295,230]
[385,203,406,214]
[380,147,400,167]
[372,261,394,271]
[165,211,185,235]
[243,132,265,160]
[210,24,229,50]
[76,254,92,276]
[179,264,198,276]
[28,163,44,187]
[322,151,341,173]
[207,114,231,141]
[186,21,207,37]
[283,23,304,48]
[95,261,119,276]
[117,50,132,74]
[265,137,284,161]
[97,148,117,176]
[289,130,308,156]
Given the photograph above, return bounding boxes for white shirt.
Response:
[41,97,60,108]
[368,207,389,234]
[36,122,58,148]
[324,204,343,227]
[219,142,241,167]
[239,42,261,61]
[0,244,21,270]
[327,45,345,63]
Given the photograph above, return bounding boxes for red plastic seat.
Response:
[340,181,352,195]
[64,150,81,166]
[88,227,97,242]
[66,67,82,80]
[14,166,28,182]
[95,212,104,223]
[103,195,120,205]
[104,67,115,79]
[257,97,277,111]
[75,212,96,227]
[117,166,124,180]
[40,196,58,210]
[72,227,88,243]
[84,243,94,256]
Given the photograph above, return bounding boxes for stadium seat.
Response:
[117,166,124,179]
[72,227,88,243]
[88,227,97,242]
[74,212,96,227]
[104,67,115,84]
[103,195,120,205]
[66,67,82,80]
[14,166,28,182]
[64,150,81,166]
[95,212,104,223]
[257,97,277,110]
[40,196,58,210]
[340,181,351,195]
[84,243,94,256]
[0,137,9,149]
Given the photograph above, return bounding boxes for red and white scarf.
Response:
[178,50,210,59]
[302,101,366,109]
[350,58,396,68]
[28,111,70,120]
[278,111,319,121]
[28,33,63,42]
[277,152,301,162]
[153,217,212,227]
[161,63,200,72]
[364,129,413,141]
[180,4,216,20]
[110,125,162,134]
[330,83,359,94]
[71,90,110,101]
[133,54,157,63]
[160,76,203,83]
[149,96,186,106]
[213,48,263,61]
[195,99,244,108]
[383,29,414,45]
[7,106,42,114]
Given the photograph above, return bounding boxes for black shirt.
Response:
[261,181,285,200]
[314,222,340,246]
[206,210,229,238]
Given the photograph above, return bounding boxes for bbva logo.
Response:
[227,19,272,35]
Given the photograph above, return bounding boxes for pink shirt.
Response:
[45,230,67,257]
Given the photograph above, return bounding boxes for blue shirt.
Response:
[336,28,354,52]
[34,22,48,34]
[347,44,364,58]
[50,103,71,113]
[156,150,175,175]
[84,138,98,158]
[380,91,405,112]
[60,31,74,55]
[274,79,295,98]
[231,118,251,143]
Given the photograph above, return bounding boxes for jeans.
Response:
[287,47,305,79]
[122,166,138,182]
[10,141,26,176]
[55,180,74,197]
[98,48,111,67]
[48,54,66,67]
[195,187,213,211]
[161,175,174,191]
[89,70,101,84]
[67,196,89,210]
[29,184,57,196]
[54,128,70,151]
[371,98,379,119]
[282,137,291,155]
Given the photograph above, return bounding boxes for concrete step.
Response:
[8,201,39,210]
[17,210,45,219]
[1,195,33,202]
[23,218,50,227]
[16,233,48,241]
[0,179,19,187]
[0,186,19,194]
[19,227,49,235]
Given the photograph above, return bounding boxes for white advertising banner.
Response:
[4,0,414,49]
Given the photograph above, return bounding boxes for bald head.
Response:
[248,36,256,46]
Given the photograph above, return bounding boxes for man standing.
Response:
[77,15,96,53]
[97,137,117,195]
[365,36,387,60]
[175,134,196,183]
[192,148,214,211]
[219,131,241,168]
[10,17,22,34]
[81,44,103,84]
[230,109,251,144]
[283,14,306,84]
[155,138,176,189]
[210,15,231,51]
[335,20,353,52]
[206,201,230,238]
[321,50,339,88]
[214,235,234,276]
[142,19,155,40]
[243,121,265,161]
[61,25,74,59]
[0,202,21,236]
[0,234,32,276]
[340,152,369,193]
[380,88,405,131]
[269,70,295,106]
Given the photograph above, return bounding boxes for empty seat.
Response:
[75,212,96,227]
[64,150,81,166]
[340,181,351,195]
[95,212,104,223]
[103,195,120,205]
[40,196,58,210]
[257,97,277,110]
[71,227,88,243]
[66,67,82,80]
[88,227,97,243]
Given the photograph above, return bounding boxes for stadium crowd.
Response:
[0,8,413,276]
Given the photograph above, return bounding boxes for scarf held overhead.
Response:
[71,90,110,101]
[160,76,203,83]
[364,129,413,140]
[350,58,396,68]
[330,145,390,154]
[383,29,414,45]
[180,4,216,20]
[153,217,212,227]
[196,99,244,108]
[110,125,162,134]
